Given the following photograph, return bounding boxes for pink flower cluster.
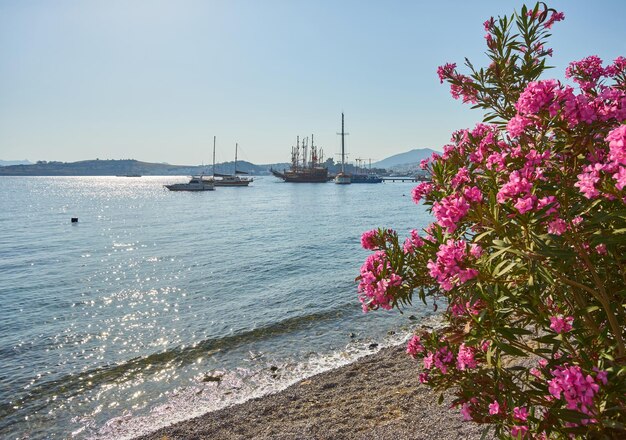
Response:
[547,365,605,424]
[432,194,470,233]
[427,239,480,291]
[358,251,402,312]
[437,62,478,104]
[406,335,424,357]
[360,229,379,250]
[449,298,484,318]
[456,343,477,370]
[497,170,535,213]
[549,315,574,334]
[508,74,626,138]
[411,182,433,204]
[403,229,425,254]
[574,125,626,198]
[423,346,455,374]
[565,55,626,92]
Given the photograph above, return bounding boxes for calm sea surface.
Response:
[0,176,432,439]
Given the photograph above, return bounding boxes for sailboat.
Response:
[206,137,253,187]
[334,113,351,184]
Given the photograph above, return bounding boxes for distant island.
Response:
[0,159,289,177]
[0,148,437,176]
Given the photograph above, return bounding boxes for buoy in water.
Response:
[71,217,78,223]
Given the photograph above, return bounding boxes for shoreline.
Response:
[135,343,488,440]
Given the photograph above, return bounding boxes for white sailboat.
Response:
[206,137,253,187]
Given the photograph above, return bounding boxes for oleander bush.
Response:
[357,3,626,438]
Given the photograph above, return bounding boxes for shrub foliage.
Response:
[358,3,626,438]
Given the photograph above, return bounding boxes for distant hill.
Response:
[0,159,291,176]
[373,148,438,170]
[0,159,32,166]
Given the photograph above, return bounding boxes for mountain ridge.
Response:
[372,148,438,169]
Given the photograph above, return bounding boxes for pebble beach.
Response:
[136,344,489,440]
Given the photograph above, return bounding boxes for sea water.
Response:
[0,176,433,439]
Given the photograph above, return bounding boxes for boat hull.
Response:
[165,177,215,191]
[271,168,328,183]
[351,174,383,184]
[165,184,215,191]
[213,180,251,187]
[334,173,351,184]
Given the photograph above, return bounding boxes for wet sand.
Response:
[136,344,488,440]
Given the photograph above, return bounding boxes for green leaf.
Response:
[496,261,518,278]
[488,246,512,262]
[496,342,528,357]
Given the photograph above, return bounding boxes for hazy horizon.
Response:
[2,0,624,165]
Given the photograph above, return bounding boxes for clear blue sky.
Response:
[1,0,624,165]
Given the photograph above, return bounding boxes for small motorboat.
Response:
[165,176,215,191]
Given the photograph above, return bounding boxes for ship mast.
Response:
[212,136,216,177]
[235,143,238,175]
[341,113,346,173]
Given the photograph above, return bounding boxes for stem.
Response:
[559,274,625,357]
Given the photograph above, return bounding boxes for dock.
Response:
[381,176,430,182]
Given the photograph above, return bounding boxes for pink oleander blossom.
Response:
[451,167,470,188]
[449,299,484,318]
[463,186,483,203]
[427,240,479,291]
[460,403,472,421]
[360,229,379,250]
[547,365,602,424]
[566,56,606,91]
[423,351,434,370]
[550,315,574,334]
[486,152,507,171]
[511,425,529,438]
[507,115,532,137]
[469,243,483,259]
[456,343,477,370]
[406,335,424,357]
[434,346,455,374]
[358,251,402,312]
[514,194,537,214]
[403,229,425,254]
[547,218,568,235]
[450,76,478,104]
[595,243,607,255]
[489,400,500,415]
[411,182,434,204]
[497,171,533,203]
[575,166,601,199]
[437,63,456,84]
[513,407,529,422]
[537,196,559,215]
[544,11,564,29]
[432,194,470,233]
[607,125,626,166]
[613,165,626,191]
[515,79,561,116]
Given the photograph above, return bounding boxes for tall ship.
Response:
[271,135,329,183]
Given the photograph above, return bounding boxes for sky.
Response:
[1,0,625,165]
